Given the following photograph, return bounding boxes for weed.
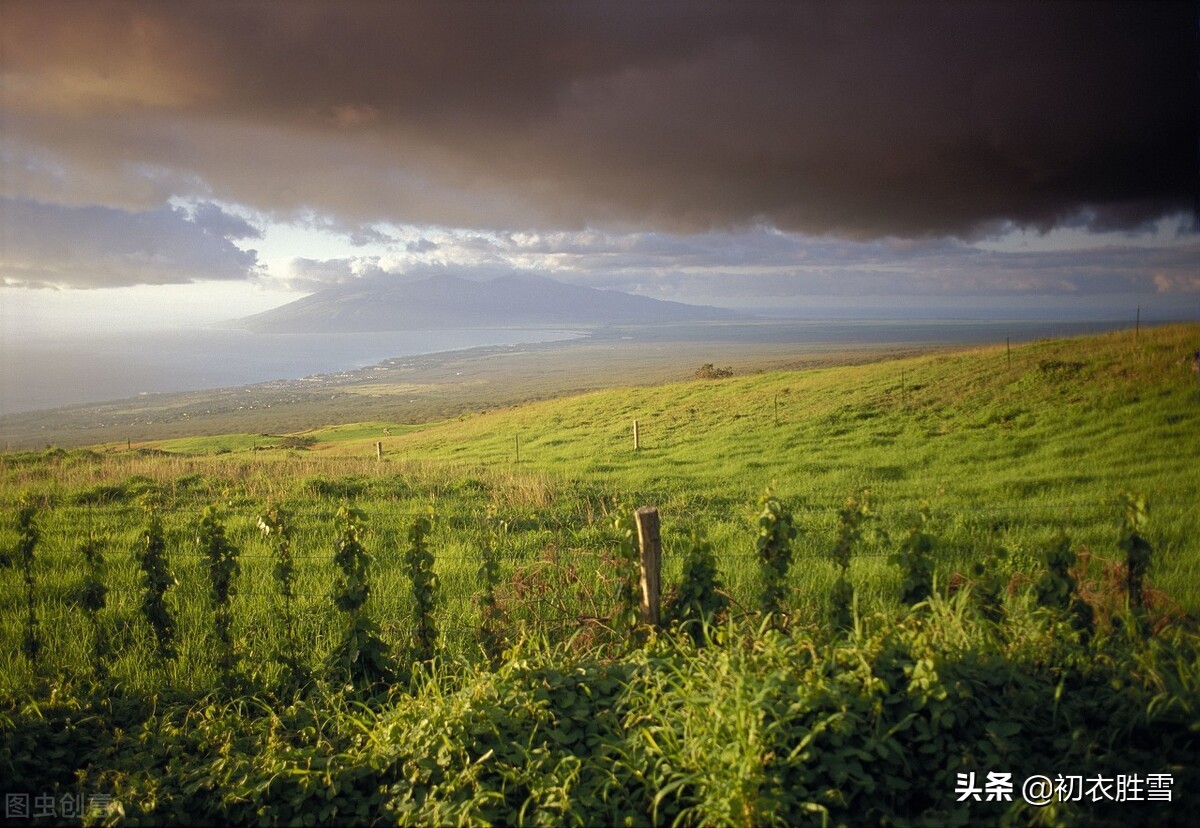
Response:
[755,490,797,624]
[197,506,240,682]
[830,490,873,631]
[138,506,178,661]
[1034,530,1094,636]
[15,500,40,664]
[891,501,935,607]
[1118,493,1152,614]
[75,534,109,676]
[611,512,642,636]
[405,513,439,666]
[664,529,728,645]
[477,517,505,665]
[258,504,307,686]
[329,504,395,687]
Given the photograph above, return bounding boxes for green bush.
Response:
[664,529,728,645]
[695,363,734,380]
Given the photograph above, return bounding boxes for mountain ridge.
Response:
[238,272,743,333]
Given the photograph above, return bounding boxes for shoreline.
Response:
[0,318,1172,450]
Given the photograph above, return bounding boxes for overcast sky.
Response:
[1,0,1197,334]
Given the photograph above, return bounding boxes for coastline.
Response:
[0,318,1167,450]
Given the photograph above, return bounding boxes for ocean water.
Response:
[0,318,1151,417]
[0,327,580,415]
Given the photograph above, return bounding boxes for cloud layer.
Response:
[3,1,1193,239]
[283,221,1200,307]
[0,199,260,288]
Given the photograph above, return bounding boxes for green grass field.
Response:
[1,323,1198,825]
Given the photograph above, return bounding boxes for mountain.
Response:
[238,272,742,333]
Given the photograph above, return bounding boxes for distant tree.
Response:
[695,363,734,380]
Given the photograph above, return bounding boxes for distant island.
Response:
[238,272,743,333]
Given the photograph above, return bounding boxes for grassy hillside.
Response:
[0,321,924,449]
[354,324,1198,509]
[6,324,1197,621]
[2,324,1199,825]
[120,322,1198,607]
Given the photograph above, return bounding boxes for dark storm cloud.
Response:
[189,202,262,241]
[347,227,398,247]
[2,1,1192,239]
[0,199,261,288]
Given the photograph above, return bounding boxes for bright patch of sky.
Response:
[0,280,298,338]
[170,197,511,291]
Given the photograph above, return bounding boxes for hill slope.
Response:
[318,324,1200,506]
[240,271,742,332]
[5,325,1199,828]
[138,323,1200,607]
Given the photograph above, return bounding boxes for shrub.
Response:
[664,529,728,645]
[278,435,318,450]
[306,476,370,500]
[1034,530,1094,636]
[695,363,734,380]
[891,502,935,607]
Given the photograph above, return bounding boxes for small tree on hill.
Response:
[695,363,734,380]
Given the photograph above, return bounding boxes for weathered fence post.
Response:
[635,506,661,627]
[1194,350,1200,402]
[633,419,640,451]
[376,441,383,461]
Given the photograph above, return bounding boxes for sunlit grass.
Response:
[2,324,1197,692]
[2,324,1198,824]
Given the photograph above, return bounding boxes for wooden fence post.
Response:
[376,441,383,461]
[635,506,661,627]
[1194,350,1200,403]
